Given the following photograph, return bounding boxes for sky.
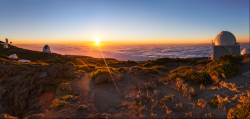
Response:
[0,0,249,44]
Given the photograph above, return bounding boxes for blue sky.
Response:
[0,0,249,44]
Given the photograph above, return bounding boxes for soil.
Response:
[33,60,250,118]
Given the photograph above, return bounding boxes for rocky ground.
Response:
[0,56,249,118]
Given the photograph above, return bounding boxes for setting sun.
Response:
[95,39,100,45]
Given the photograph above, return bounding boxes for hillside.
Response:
[0,43,249,118]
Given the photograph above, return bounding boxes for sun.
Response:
[95,39,100,45]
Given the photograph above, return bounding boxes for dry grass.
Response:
[197,98,207,110]
[174,78,197,99]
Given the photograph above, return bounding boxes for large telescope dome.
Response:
[214,31,236,45]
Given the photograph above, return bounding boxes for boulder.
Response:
[95,75,110,85]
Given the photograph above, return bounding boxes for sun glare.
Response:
[95,39,100,45]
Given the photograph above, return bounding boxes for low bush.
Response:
[228,99,250,119]
[117,67,128,72]
[169,66,193,74]
[90,69,110,80]
[217,53,244,64]
[77,70,86,73]
[147,68,159,74]
[60,95,74,101]
[142,61,157,67]
[168,66,210,84]
[158,77,165,82]
[209,98,219,107]
[18,65,29,71]
[165,94,174,99]
[205,60,240,78]
[75,65,93,72]
[66,62,75,66]
[151,65,168,71]
[49,99,67,110]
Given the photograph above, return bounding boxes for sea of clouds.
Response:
[14,43,249,61]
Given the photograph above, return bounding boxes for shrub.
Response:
[117,67,128,72]
[152,65,168,71]
[169,66,193,74]
[165,94,174,99]
[66,62,75,66]
[147,68,159,74]
[18,65,29,70]
[158,77,165,82]
[127,60,137,64]
[217,53,244,64]
[60,95,74,101]
[76,65,91,72]
[168,73,181,81]
[155,58,171,64]
[78,70,86,73]
[49,99,67,110]
[228,99,250,119]
[90,69,110,80]
[181,69,210,84]
[168,66,210,84]
[209,98,219,107]
[205,60,240,78]
[142,61,156,67]
[231,98,237,103]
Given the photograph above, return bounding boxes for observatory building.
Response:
[211,31,240,60]
[43,45,51,53]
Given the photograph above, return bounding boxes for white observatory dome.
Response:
[214,31,236,45]
[43,45,51,53]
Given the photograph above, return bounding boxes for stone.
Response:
[72,96,79,101]
[39,72,47,78]
[77,105,89,110]
[73,92,79,96]
[95,75,110,85]
[242,71,250,78]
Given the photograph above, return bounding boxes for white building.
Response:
[211,31,240,60]
[0,38,9,48]
[43,45,51,53]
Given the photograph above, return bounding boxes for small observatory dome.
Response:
[43,45,51,53]
[214,31,236,45]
